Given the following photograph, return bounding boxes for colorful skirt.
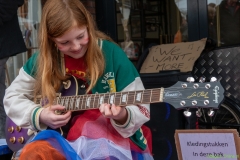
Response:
[19,110,153,160]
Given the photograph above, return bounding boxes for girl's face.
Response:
[53,25,89,59]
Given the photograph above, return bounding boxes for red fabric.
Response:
[67,109,152,153]
[67,110,130,149]
[64,55,86,80]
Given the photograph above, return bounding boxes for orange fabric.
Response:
[174,29,182,43]
[19,140,66,160]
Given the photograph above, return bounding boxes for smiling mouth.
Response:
[71,49,81,54]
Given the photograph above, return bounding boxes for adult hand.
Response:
[39,105,71,129]
[99,103,128,125]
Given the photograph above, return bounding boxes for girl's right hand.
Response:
[39,105,71,129]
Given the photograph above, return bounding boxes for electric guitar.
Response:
[5,76,224,152]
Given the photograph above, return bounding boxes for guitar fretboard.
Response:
[36,88,164,111]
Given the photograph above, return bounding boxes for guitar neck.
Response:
[37,88,164,111]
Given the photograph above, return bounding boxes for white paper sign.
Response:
[178,133,238,160]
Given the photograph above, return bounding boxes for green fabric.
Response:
[92,40,140,93]
[130,128,147,150]
[23,52,39,77]
[32,107,40,130]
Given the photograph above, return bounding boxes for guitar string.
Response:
[57,89,216,110]
[36,86,219,111]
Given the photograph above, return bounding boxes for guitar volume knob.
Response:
[63,80,71,89]
[16,126,22,132]
[17,137,24,144]
[8,126,14,133]
[9,137,16,144]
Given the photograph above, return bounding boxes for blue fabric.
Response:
[131,151,144,160]
[31,130,81,160]
[0,145,12,155]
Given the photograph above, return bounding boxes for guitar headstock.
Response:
[163,77,224,117]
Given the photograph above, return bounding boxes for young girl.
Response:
[4,0,153,159]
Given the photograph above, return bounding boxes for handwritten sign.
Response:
[175,129,240,160]
[140,38,207,73]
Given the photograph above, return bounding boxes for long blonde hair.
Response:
[35,0,112,105]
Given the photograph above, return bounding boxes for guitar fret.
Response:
[70,97,74,110]
[65,97,70,110]
[59,97,63,107]
[94,94,99,108]
[120,92,123,106]
[89,95,93,109]
[80,95,85,110]
[121,92,127,105]
[92,94,96,108]
[75,97,80,110]
[99,94,104,105]
[115,92,121,106]
[104,93,109,104]
[109,93,115,104]
[86,95,90,108]
[142,90,151,103]
[127,91,133,105]
[133,91,136,104]
[136,91,142,103]
[84,95,88,110]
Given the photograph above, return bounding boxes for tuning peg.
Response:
[205,84,211,89]
[192,100,197,106]
[187,77,195,83]
[199,77,206,83]
[193,83,199,89]
[210,77,217,82]
[208,109,215,117]
[183,108,192,117]
[204,100,209,105]
[180,101,186,106]
[181,83,187,88]
[196,108,202,117]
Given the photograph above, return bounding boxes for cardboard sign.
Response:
[140,38,207,73]
[175,129,240,160]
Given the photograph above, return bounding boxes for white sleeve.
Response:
[4,67,47,131]
[110,77,150,138]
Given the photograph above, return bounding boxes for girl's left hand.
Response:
[99,103,128,125]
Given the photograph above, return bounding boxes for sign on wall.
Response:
[140,38,207,73]
[175,129,240,160]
